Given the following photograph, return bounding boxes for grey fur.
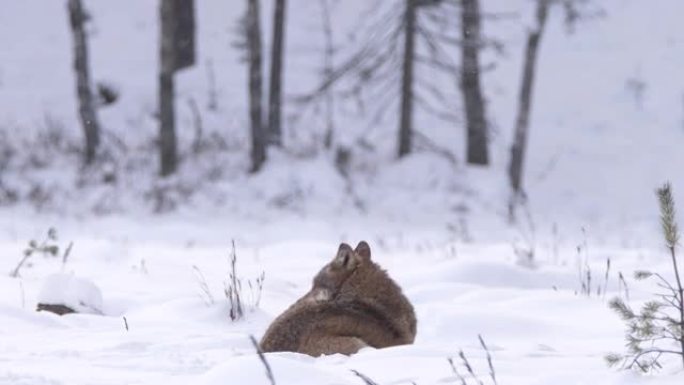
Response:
[260,241,417,356]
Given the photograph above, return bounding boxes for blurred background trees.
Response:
[0,0,613,213]
[151,0,498,172]
[59,0,539,200]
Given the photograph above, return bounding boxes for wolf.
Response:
[259,241,416,356]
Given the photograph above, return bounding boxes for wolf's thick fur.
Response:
[259,241,417,356]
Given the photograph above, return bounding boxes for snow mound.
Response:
[37,274,104,315]
[200,352,352,385]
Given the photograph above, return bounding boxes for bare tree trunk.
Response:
[247,0,266,173]
[508,0,550,218]
[461,0,489,166]
[67,0,100,166]
[159,0,177,177]
[268,0,286,147]
[320,0,335,150]
[398,0,416,158]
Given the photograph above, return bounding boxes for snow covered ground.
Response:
[0,215,682,384]
[1,0,684,383]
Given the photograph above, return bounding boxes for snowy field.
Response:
[1,215,683,384]
[1,0,684,384]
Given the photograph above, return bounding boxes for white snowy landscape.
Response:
[1,0,684,384]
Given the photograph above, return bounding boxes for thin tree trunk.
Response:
[159,0,178,177]
[461,0,489,166]
[247,0,266,173]
[67,0,100,166]
[508,0,550,217]
[268,0,286,146]
[398,0,416,158]
[320,0,335,150]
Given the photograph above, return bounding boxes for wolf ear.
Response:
[354,241,371,260]
[335,243,354,267]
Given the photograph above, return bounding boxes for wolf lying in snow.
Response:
[260,241,416,356]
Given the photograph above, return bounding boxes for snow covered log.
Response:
[36,274,104,316]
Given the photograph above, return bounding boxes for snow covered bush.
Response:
[606,183,684,371]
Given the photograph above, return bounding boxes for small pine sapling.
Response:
[606,183,684,371]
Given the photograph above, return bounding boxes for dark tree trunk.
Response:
[247,0,266,173]
[158,72,176,177]
[67,0,100,166]
[398,0,416,158]
[461,0,489,166]
[170,0,196,71]
[320,0,335,150]
[508,0,550,217]
[159,0,178,177]
[268,0,286,147]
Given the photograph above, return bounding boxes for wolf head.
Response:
[309,241,371,301]
[314,240,417,344]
